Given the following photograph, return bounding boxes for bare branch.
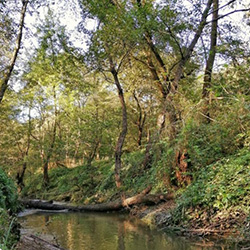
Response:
[208,0,236,15]
[117,48,132,73]
[207,8,250,24]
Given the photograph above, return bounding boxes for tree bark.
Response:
[0,0,29,104]
[202,0,219,122]
[109,58,128,189]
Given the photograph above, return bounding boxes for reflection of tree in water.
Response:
[44,214,61,247]
[20,213,237,250]
[117,221,125,250]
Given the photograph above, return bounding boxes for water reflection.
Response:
[19,212,236,250]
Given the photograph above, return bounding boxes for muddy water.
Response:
[18,211,237,250]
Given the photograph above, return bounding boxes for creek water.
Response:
[18,211,237,250]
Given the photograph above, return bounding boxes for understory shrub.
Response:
[0,168,20,249]
[172,148,250,227]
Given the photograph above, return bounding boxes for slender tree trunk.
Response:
[43,120,56,187]
[133,92,146,147]
[142,131,153,170]
[16,106,32,191]
[17,162,27,191]
[87,139,100,166]
[202,0,219,122]
[165,96,178,143]
[0,0,29,104]
[43,86,57,187]
[110,58,128,189]
[161,0,213,142]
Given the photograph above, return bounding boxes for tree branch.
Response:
[0,0,29,104]
[206,8,250,24]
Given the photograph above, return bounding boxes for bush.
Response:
[172,148,250,226]
[0,168,20,214]
[181,121,240,170]
[0,168,20,249]
[0,209,19,250]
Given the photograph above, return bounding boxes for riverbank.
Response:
[19,147,250,246]
[17,200,249,250]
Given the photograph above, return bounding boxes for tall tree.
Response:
[78,0,131,189]
[0,0,29,104]
[109,57,128,189]
[202,0,219,122]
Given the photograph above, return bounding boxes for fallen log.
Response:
[16,234,67,250]
[20,186,174,212]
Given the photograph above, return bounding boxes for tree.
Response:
[0,0,29,104]
[23,9,78,186]
[201,0,218,123]
[78,0,132,189]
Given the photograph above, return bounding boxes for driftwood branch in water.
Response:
[17,234,67,250]
[20,186,174,212]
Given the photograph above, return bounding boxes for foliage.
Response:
[181,121,240,170]
[22,161,117,203]
[0,168,20,250]
[0,0,250,241]
[171,148,250,229]
[0,168,20,214]
[22,146,174,202]
[0,209,19,250]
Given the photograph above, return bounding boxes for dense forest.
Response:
[0,0,250,248]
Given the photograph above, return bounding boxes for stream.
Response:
[18,210,239,250]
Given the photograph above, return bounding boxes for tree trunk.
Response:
[43,116,56,187]
[43,120,56,186]
[43,85,57,187]
[171,0,213,92]
[16,162,27,191]
[16,106,32,191]
[0,0,29,104]
[20,186,174,212]
[110,58,128,189]
[87,139,100,166]
[202,0,219,122]
[142,130,153,170]
[175,149,192,186]
[133,91,146,147]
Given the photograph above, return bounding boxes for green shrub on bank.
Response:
[172,148,250,227]
[0,168,20,214]
[0,168,20,249]
[0,209,19,250]
[181,121,241,170]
